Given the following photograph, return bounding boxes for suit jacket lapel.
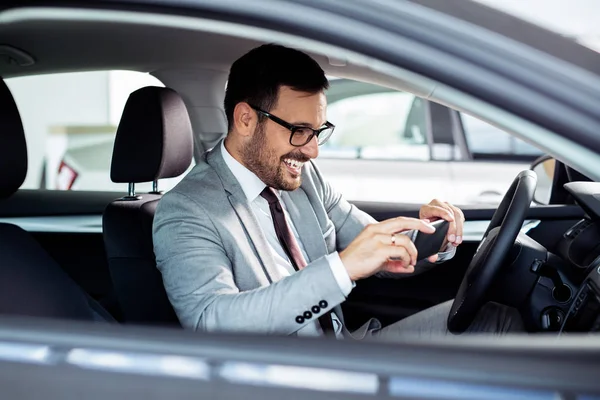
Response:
[282,189,328,263]
[206,142,285,283]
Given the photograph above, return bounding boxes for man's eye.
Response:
[295,128,313,137]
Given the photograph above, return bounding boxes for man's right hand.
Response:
[339,217,436,281]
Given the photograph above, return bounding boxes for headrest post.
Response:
[121,182,142,201]
[128,182,136,197]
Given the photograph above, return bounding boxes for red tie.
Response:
[260,187,335,335]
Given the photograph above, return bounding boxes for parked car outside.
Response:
[315,78,542,205]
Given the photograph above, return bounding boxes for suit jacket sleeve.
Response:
[153,189,347,335]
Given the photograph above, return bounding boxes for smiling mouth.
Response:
[282,158,305,176]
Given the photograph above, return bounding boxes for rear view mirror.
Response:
[531,157,555,204]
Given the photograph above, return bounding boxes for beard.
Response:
[240,123,308,191]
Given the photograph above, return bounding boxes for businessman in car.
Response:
[152,44,522,339]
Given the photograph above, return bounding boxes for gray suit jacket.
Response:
[153,141,431,337]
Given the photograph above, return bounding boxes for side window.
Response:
[403,97,428,145]
[321,80,430,161]
[460,113,542,159]
[5,71,185,192]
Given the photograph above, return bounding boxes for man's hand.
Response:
[419,199,465,257]
[339,217,436,281]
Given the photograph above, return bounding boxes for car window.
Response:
[6,71,187,192]
[321,84,430,161]
[461,113,543,158]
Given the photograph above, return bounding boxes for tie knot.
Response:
[260,187,279,205]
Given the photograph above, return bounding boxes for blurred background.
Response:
[5,0,598,206]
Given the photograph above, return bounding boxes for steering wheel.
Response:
[447,170,537,333]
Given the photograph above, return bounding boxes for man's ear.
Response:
[233,102,256,138]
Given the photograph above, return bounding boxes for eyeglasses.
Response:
[249,105,335,147]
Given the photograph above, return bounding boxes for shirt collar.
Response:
[220,139,268,202]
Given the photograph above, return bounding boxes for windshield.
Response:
[474,0,600,51]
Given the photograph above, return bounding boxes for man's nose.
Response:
[300,135,319,159]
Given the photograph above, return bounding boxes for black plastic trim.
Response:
[0,190,124,217]
[354,202,585,222]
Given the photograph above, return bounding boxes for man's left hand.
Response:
[419,199,465,262]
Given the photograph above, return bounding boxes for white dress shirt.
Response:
[220,141,455,338]
[221,142,351,337]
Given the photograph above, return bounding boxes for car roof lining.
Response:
[0,7,435,95]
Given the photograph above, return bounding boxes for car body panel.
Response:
[0,0,599,397]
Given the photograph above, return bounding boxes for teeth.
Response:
[284,159,304,169]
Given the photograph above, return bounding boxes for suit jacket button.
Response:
[311,305,320,314]
[295,316,304,324]
[319,300,328,309]
[303,311,312,319]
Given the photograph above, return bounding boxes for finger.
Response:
[420,198,448,218]
[426,203,458,244]
[375,217,436,236]
[376,233,418,265]
[384,261,415,274]
[378,234,418,265]
[429,198,445,206]
[385,245,412,267]
[448,205,465,245]
[427,254,439,263]
[420,205,454,222]
[442,203,463,245]
[447,217,458,244]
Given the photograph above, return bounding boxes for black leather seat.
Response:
[0,78,114,322]
[103,86,193,326]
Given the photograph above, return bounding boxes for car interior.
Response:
[0,5,599,339]
[102,85,193,326]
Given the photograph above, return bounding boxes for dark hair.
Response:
[224,44,329,131]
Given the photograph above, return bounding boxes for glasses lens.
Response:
[291,128,314,146]
[317,127,335,146]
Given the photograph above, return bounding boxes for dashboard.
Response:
[520,182,600,333]
[558,182,600,332]
[486,181,600,333]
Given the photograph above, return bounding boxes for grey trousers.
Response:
[372,300,524,341]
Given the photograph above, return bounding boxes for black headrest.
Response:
[110,86,193,184]
[0,78,27,199]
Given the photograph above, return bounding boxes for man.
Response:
[153,44,521,339]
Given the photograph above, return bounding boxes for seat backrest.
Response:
[103,86,193,326]
[0,78,113,322]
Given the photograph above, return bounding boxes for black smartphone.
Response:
[413,219,450,261]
